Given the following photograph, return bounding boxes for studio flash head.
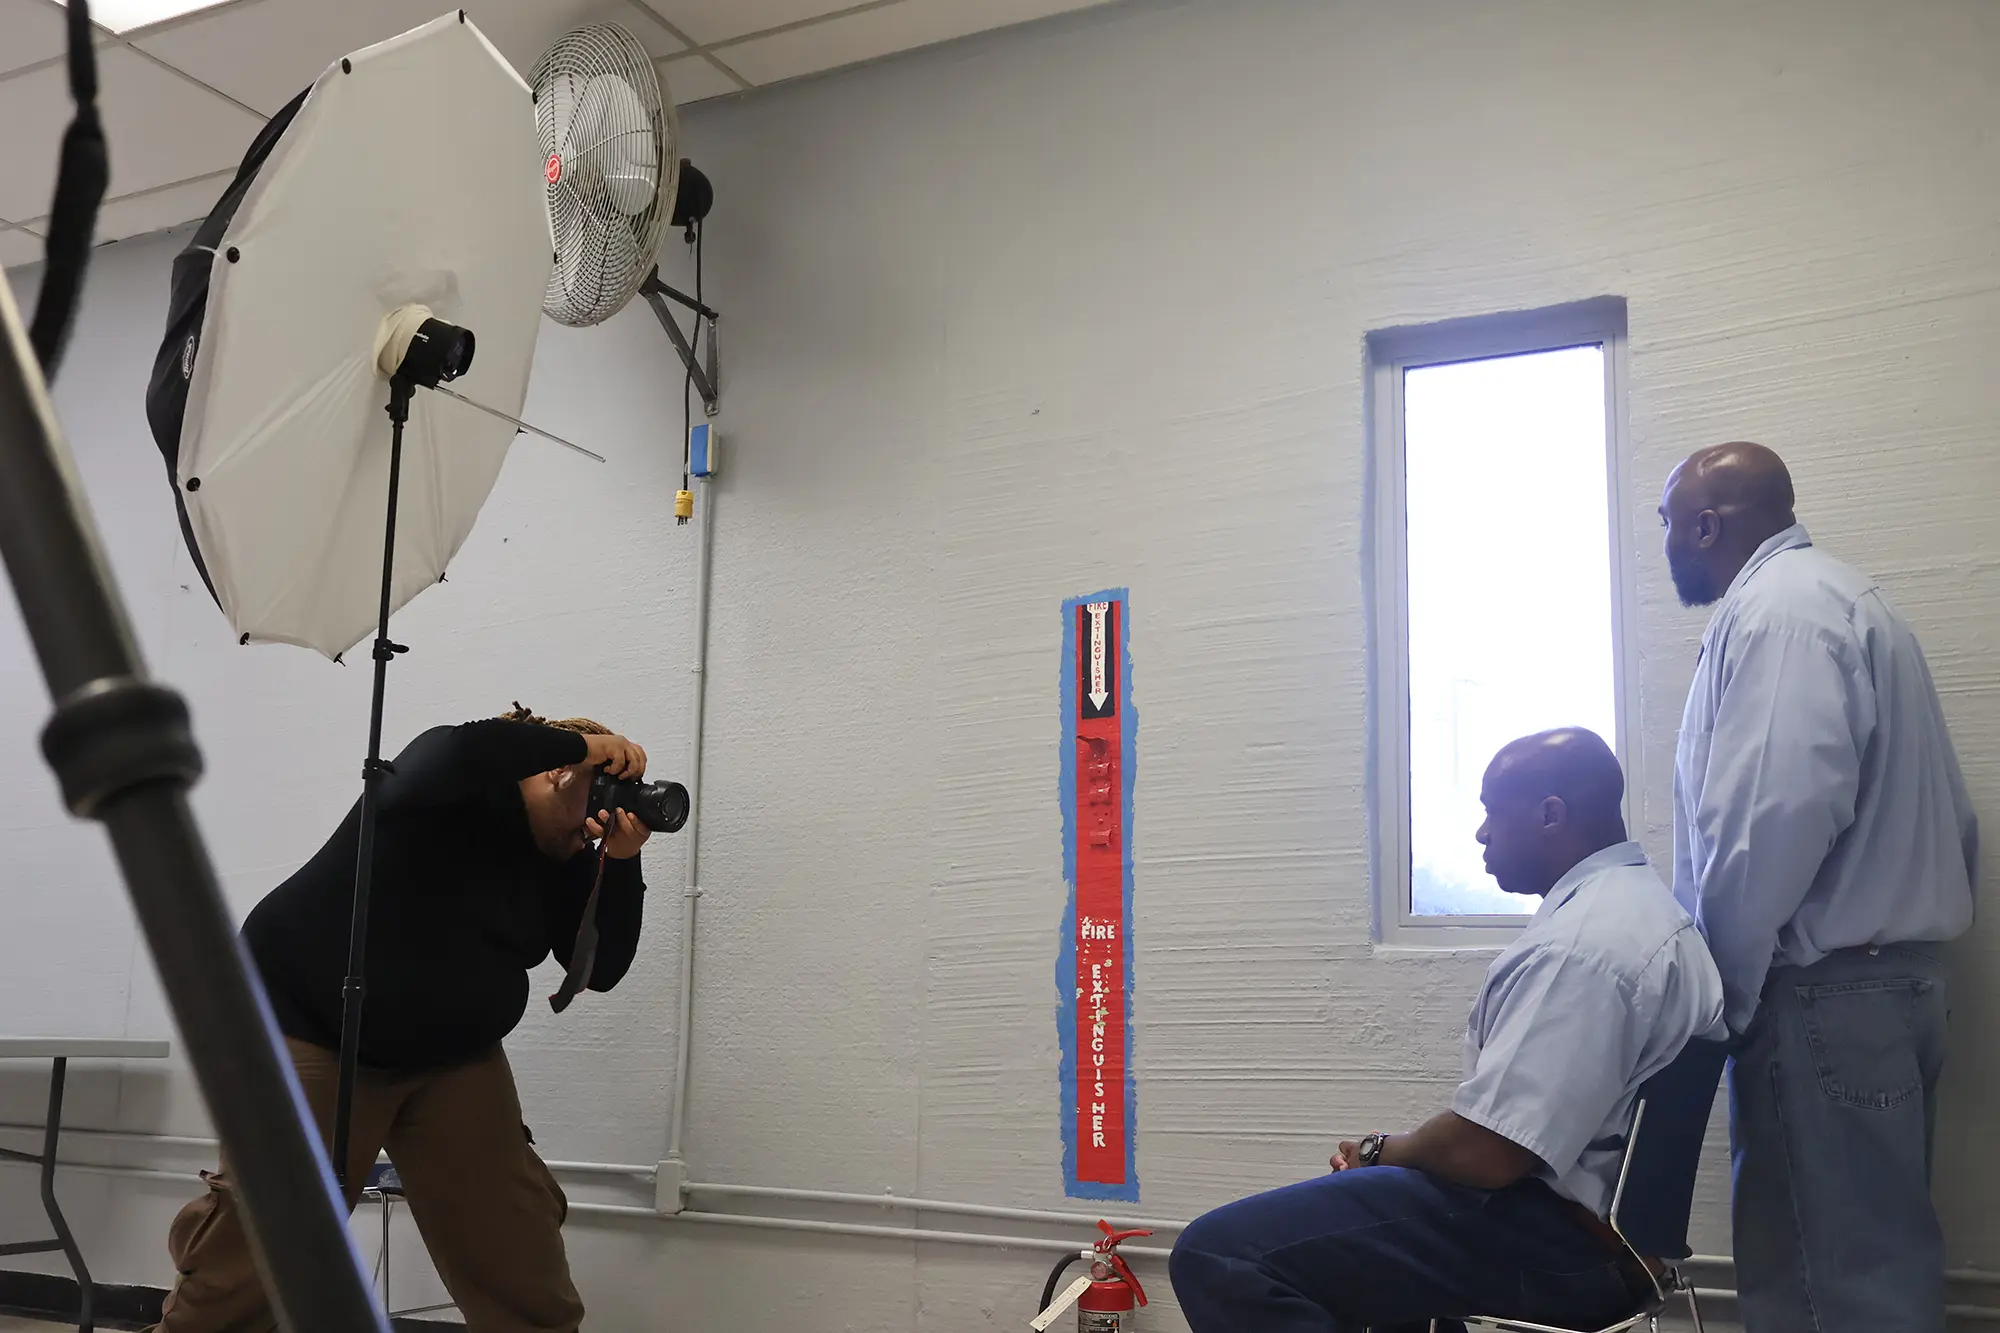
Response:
[589,771,690,834]
[374,303,476,389]
[404,317,475,386]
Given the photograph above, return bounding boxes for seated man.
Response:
[1171,728,1724,1333]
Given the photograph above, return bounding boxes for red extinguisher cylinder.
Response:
[1078,1277,1135,1312]
[1075,1227,1148,1331]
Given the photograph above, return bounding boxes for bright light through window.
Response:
[1403,345,1618,916]
[89,0,233,34]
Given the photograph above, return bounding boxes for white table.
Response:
[0,1038,171,1332]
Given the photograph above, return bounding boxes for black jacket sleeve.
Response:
[381,721,589,813]
[546,853,646,992]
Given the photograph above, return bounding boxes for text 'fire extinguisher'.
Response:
[1031,1220,1152,1332]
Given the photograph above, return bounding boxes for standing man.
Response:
[1662,442,1979,1332]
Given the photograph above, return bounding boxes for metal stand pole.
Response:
[0,242,385,1332]
[332,377,413,1191]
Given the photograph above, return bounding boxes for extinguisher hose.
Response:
[1041,1251,1084,1314]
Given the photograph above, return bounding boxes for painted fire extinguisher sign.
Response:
[1059,589,1137,1201]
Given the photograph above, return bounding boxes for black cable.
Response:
[680,219,702,495]
[29,0,110,382]
[1041,1251,1084,1315]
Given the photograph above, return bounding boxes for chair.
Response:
[362,1161,458,1322]
[1444,1036,1730,1333]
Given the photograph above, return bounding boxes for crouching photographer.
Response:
[147,706,686,1333]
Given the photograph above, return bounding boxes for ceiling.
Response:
[0,0,1112,268]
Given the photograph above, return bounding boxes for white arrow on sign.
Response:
[1087,602,1110,712]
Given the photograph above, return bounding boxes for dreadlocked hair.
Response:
[501,702,613,736]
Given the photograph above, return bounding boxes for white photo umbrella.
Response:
[147,10,553,1192]
[172,11,550,659]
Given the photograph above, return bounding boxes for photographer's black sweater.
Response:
[242,719,646,1071]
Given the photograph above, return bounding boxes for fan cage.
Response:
[533,23,680,327]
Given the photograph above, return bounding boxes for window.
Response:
[1367,300,1635,945]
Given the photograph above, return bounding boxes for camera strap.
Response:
[549,841,608,1013]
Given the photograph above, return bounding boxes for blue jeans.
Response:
[1730,944,1949,1333]
[1170,1167,1643,1332]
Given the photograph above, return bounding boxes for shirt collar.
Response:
[1719,522,1811,609]
[1696,523,1809,654]
[1536,840,1647,919]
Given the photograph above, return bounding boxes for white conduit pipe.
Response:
[683,1181,1187,1234]
[0,1157,192,1187]
[8,1154,2000,1319]
[13,1122,2000,1300]
[567,1202,2000,1325]
[567,1201,1176,1262]
[666,471,716,1163]
[0,1122,649,1181]
[0,1122,214,1152]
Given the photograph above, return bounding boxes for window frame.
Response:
[1365,298,1638,948]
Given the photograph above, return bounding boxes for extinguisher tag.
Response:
[1030,1275,1094,1330]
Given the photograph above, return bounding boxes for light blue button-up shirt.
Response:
[1673,525,1979,1033]
[1452,843,1724,1216]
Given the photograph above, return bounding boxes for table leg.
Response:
[39,1058,93,1333]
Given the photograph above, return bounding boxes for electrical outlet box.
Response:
[655,1157,688,1214]
[689,423,718,478]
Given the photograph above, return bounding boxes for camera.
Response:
[588,771,690,834]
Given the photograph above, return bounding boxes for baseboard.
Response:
[0,1270,457,1330]
[0,1269,159,1330]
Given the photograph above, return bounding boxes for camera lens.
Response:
[646,781,690,834]
[586,773,690,835]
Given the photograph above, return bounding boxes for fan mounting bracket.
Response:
[640,268,720,417]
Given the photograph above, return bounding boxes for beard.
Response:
[1669,551,1719,607]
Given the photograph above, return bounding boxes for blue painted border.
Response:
[1057,588,1139,1202]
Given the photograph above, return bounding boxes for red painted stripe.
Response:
[1074,600,1126,1185]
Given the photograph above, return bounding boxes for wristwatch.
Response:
[1356,1133,1389,1168]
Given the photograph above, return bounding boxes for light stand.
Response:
[0,1,385,1327]
[0,229,389,1333]
[330,314,474,1190]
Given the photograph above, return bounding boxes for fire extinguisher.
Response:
[1032,1220,1152,1331]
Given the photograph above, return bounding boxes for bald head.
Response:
[1488,728,1626,833]
[1660,442,1798,606]
[1477,728,1628,897]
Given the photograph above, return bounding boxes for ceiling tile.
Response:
[720,0,1111,86]
[0,225,46,269]
[0,44,263,228]
[135,0,687,117]
[641,0,849,47]
[93,0,258,35]
[657,52,743,104]
[91,172,232,242]
[0,0,67,78]
[612,1,692,58]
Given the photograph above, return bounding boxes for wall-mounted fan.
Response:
[534,24,719,443]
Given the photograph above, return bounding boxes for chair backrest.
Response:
[1608,1036,1728,1262]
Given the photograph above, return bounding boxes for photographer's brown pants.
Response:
[148,1039,584,1333]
